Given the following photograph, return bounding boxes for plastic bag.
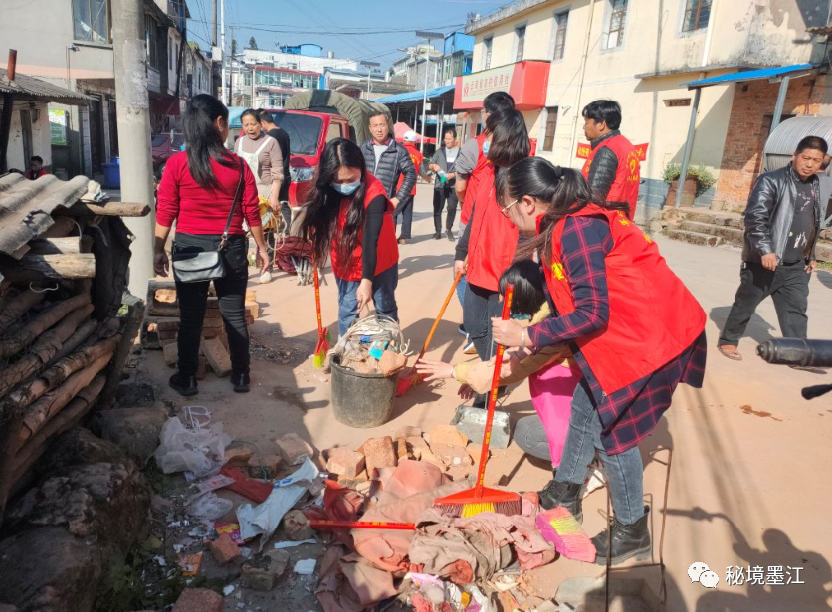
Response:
[187,492,234,521]
[154,416,231,477]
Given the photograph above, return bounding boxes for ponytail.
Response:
[497,157,626,265]
[183,94,234,189]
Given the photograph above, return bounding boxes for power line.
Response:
[185,18,463,35]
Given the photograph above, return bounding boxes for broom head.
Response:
[535,506,596,563]
[394,365,422,396]
[313,328,331,368]
[434,486,522,518]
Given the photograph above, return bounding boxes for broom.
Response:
[312,265,331,368]
[310,519,415,530]
[535,506,596,563]
[395,271,463,396]
[433,284,521,518]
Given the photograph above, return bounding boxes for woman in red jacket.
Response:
[154,94,270,397]
[492,157,707,566]
[300,138,398,336]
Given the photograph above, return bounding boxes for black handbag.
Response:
[172,159,246,284]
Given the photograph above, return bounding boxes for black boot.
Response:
[169,373,198,397]
[592,506,651,565]
[538,477,583,521]
[231,372,250,393]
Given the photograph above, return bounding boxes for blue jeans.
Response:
[335,264,399,337]
[456,223,468,308]
[556,379,645,525]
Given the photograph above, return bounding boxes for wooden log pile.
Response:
[141,280,262,378]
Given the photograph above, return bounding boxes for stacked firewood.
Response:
[142,280,261,378]
[0,286,132,513]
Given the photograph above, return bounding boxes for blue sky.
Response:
[186,0,506,69]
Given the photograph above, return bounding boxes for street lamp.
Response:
[415,30,443,153]
[360,61,380,99]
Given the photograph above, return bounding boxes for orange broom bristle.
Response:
[535,506,596,563]
[433,486,522,518]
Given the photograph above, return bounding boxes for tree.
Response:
[231,38,238,56]
[249,37,258,50]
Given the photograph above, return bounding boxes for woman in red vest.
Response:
[454,109,530,385]
[492,157,707,565]
[300,138,398,337]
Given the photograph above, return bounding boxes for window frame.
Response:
[514,24,526,62]
[603,0,629,51]
[681,0,712,33]
[552,10,569,61]
[542,106,558,152]
[72,0,111,44]
[483,36,493,70]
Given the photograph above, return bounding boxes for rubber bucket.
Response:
[330,354,396,428]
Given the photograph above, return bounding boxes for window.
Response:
[144,15,159,69]
[325,122,342,143]
[244,71,251,87]
[553,12,569,60]
[72,0,110,43]
[483,37,493,70]
[606,0,628,49]
[682,0,712,32]
[168,38,173,70]
[542,106,558,151]
[515,25,526,62]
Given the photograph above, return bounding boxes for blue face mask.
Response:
[332,180,361,195]
[482,140,491,156]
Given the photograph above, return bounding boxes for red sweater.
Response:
[156,151,261,234]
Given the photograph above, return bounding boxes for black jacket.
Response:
[743,164,822,264]
[360,138,417,201]
[585,130,622,198]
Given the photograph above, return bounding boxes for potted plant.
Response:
[663,163,716,207]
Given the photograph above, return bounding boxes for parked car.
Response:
[151,131,185,178]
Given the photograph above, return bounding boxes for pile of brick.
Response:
[323,424,506,487]
[141,280,261,378]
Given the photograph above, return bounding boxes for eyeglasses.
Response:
[500,198,520,218]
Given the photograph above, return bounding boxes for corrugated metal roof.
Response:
[0,69,92,105]
[683,64,816,89]
[763,115,832,172]
[375,84,455,104]
[0,174,91,259]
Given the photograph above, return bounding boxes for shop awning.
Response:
[454,60,549,111]
[376,84,455,105]
[683,63,816,89]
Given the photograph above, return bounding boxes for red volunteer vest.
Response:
[396,143,423,196]
[329,173,399,282]
[541,205,705,394]
[466,164,519,292]
[581,134,640,218]
[460,133,490,225]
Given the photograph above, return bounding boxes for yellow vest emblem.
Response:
[551,263,565,280]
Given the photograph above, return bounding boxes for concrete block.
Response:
[275,433,313,466]
[325,447,365,478]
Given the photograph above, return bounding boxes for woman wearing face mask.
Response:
[491,157,707,565]
[300,138,398,336]
[235,108,284,217]
[155,95,270,397]
[454,109,530,400]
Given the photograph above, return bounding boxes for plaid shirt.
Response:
[529,216,707,455]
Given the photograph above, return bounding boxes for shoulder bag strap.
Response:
[220,158,246,248]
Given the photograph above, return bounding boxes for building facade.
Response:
[462,0,830,218]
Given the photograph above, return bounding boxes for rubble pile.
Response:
[327,314,409,376]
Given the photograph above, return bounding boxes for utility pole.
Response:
[415,31,443,154]
[112,0,155,298]
[220,0,226,104]
[211,0,217,46]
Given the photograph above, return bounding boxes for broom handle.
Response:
[313,264,323,336]
[310,519,415,530]
[474,284,514,491]
[417,272,463,361]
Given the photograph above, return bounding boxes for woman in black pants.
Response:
[154,94,270,397]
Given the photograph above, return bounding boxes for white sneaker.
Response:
[463,339,477,355]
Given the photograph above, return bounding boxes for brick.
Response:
[159,336,176,347]
[283,509,314,540]
[210,533,241,565]
[246,302,261,318]
[206,297,220,309]
[245,313,255,326]
[225,445,254,468]
[158,328,177,340]
[275,433,313,466]
[201,328,219,339]
[245,290,257,303]
[466,443,490,464]
[418,448,445,469]
[241,549,290,591]
[202,316,222,328]
[325,446,365,478]
[171,588,223,612]
[362,436,397,476]
[395,436,410,460]
[162,341,178,367]
[393,425,422,439]
[202,337,232,377]
[195,356,207,380]
[378,350,407,376]
[430,444,474,469]
[248,453,282,478]
[156,320,180,332]
[405,436,429,460]
[428,425,468,448]
[155,288,178,304]
[445,465,472,481]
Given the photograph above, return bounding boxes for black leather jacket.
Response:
[743,164,822,264]
[585,130,622,198]
[360,138,416,201]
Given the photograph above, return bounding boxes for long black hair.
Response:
[487,108,530,168]
[496,157,627,266]
[183,94,235,189]
[498,259,545,317]
[300,138,368,266]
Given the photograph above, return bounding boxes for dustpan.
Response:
[450,405,511,449]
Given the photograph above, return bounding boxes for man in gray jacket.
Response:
[360,112,417,244]
[718,135,826,361]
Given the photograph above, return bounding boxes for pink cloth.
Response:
[528,363,582,467]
